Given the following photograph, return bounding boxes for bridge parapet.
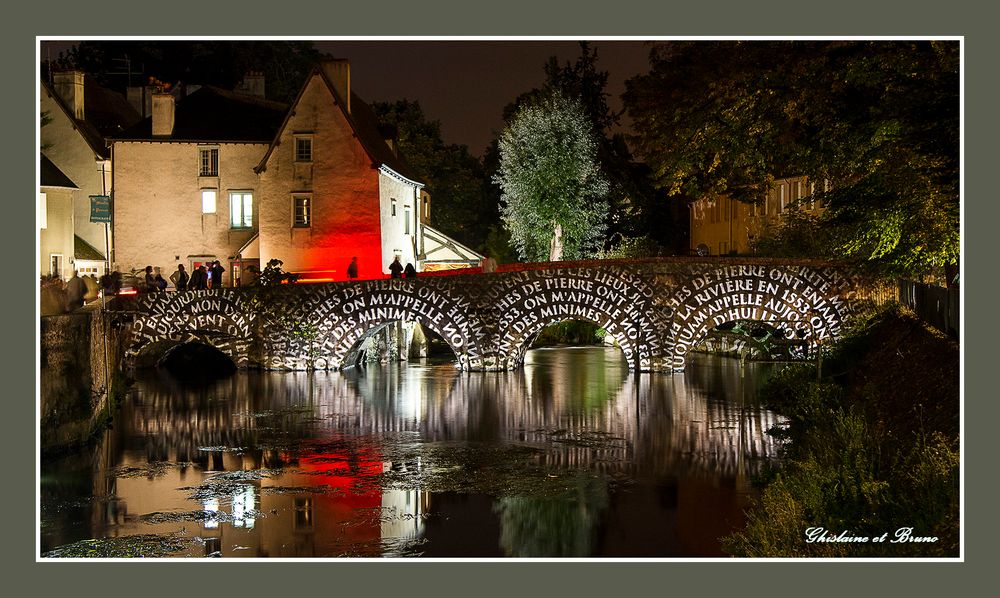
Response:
[123,258,895,372]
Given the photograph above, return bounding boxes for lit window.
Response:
[202,189,217,214]
[404,205,411,234]
[295,137,312,162]
[230,192,253,228]
[199,148,218,176]
[293,196,311,227]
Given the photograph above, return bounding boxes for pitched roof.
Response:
[114,86,288,143]
[40,154,79,189]
[254,66,422,183]
[41,77,142,159]
[75,235,106,261]
[347,89,421,183]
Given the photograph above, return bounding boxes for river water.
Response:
[40,347,785,558]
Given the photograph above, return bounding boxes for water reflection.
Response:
[40,348,785,558]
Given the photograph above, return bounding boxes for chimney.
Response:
[53,70,85,120]
[126,86,144,117]
[236,71,266,98]
[151,92,175,137]
[321,59,350,114]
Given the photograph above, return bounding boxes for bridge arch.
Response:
[489,266,667,370]
[260,278,487,370]
[124,290,254,368]
[666,264,854,370]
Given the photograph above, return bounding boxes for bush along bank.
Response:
[722,304,959,557]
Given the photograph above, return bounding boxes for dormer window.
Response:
[294,136,313,162]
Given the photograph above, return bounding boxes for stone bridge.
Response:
[122,258,895,372]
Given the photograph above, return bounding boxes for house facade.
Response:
[40,70,140,278]
[254,61,431,281]
[689,175,826,256]
[111,60,479,287]
[111,84,282,287]
[39,155,78,280]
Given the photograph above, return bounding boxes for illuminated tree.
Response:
[495,91,609,262]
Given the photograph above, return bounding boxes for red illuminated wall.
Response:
[257,72,385,282]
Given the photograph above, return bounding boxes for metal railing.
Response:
[899,280,959,340]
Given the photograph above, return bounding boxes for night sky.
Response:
[40,39,656,156]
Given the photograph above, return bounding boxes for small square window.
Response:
[295,137,312,162]
[200,148,219,176]
[202,189,217,214]
[293,196,311,227]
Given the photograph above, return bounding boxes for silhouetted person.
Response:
[153,266,168,291]
[170,264,189,291]
[347,257,359,280]
[66,270,86,310]
[210,260,225,288]
[388,256,403,279]
[100,270,122,296]
[143,266,155,292]
[404,263,417,278]
[190,265,209,290]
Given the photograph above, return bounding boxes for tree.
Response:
[486,42,666,257]
[52,40,326,102]
[494,91,609,262]
[624,41,959,275]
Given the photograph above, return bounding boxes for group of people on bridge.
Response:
[161,261,231,292]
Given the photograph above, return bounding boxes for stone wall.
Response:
[40,310,125,450]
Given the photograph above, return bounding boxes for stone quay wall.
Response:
[40,308,126,450]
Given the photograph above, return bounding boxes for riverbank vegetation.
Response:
[723,304,959,557]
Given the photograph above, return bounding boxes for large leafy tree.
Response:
[372,100,492,252]
[495,91,609,262]
[624,40,959,274]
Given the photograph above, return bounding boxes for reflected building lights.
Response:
[43,348,787,557]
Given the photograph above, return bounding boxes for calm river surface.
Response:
[40,347,785,558]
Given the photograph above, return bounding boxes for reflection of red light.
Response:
[118,289,138,296]
[297,451,383,502]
